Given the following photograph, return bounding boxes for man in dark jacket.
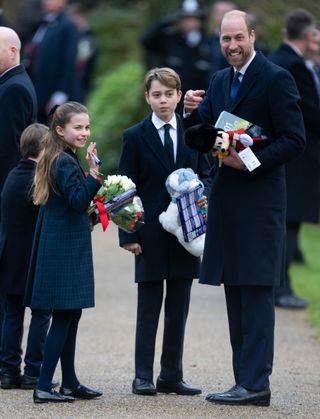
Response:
[0,27,37,212]
[184,10,305,406]
[269,9,320,309]
[0,26,37,373]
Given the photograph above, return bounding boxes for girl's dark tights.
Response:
[37,309,82,392]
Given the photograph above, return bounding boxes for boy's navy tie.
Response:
[230,71,241,100]
[164,123,174,164]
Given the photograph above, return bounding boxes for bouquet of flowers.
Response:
[88,175,144,232]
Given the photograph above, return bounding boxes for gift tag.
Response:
[238,148,261,172]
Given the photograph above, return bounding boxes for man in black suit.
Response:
[23,0,78,122]
[0,26,37,373]
[118,67,211,396]
[184,10,305,406]
[269,9,320,310]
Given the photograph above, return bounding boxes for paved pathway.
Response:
[0,225,319,418]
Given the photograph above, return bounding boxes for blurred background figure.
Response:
[269,9,320,310]
[246,11,270,57]
[22,0,78,122]
[68,2,98,103]
[10,0,42,46]
[208,0,237,73]
[141,0,211,103]
[0,0,8,27]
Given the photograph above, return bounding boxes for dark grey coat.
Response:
[24,149,101,310]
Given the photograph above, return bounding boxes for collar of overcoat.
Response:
[223,52,266,112]
[0,64,24,85]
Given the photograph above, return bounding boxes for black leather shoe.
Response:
[21,374,60,390]
[156,377,201,395]
[206,385,271,406]
[0,373,22,389]
[33,388,75,403]
[132,378,156,395]
[60,384,102,399]
[275,294,308,309]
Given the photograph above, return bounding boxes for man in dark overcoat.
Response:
[0,26,37,374]
[0,27,37,215]
[23,0,78,122]
[269,9,320,309]
[184,10,305,406]
[118,67,211,396]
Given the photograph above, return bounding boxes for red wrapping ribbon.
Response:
[94,195,109,231]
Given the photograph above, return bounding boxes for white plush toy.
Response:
[159,168,206,257]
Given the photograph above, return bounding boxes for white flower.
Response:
[120,176,135,190]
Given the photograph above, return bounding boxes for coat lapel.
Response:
[175,115,188,168]
[224,68,234,111]
[141,115,174,173]
[230,52,266,113]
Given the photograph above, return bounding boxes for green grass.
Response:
[291,224,320,335]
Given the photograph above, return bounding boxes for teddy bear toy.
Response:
[185,123,263,166]
[159,168,206,257]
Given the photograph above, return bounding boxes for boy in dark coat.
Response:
[0,123,51,390]
[118,67,211,396]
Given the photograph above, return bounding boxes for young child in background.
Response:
[24,102,103,403]
[118,67,211,396]
[0,123,52,390]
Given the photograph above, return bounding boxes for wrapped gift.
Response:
[176,185,206,243]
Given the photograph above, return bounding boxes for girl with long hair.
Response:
[24,101,103,403]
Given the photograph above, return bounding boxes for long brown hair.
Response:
[33,102,89,205]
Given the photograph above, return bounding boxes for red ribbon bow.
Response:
[93,195,109,231]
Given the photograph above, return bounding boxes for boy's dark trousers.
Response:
[1,294,51,377]
[135,278,192,381]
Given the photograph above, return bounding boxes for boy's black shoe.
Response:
[132,378,157,395]
[156,377,201,395]
[0,373,22,389]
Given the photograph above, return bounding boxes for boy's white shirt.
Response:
[152,112,178,162]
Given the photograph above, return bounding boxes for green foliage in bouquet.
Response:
[110,197,144,233]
